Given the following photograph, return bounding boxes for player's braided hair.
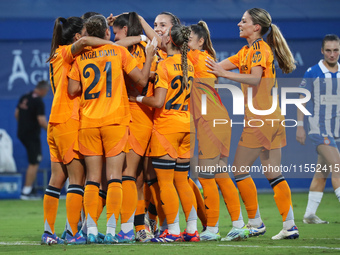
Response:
[169,25,191,87]
[47,16,83,62]
[248,8,296,74]
[85,15,108,39]
[190,21,216,61]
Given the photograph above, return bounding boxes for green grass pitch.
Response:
[0,192,339,254]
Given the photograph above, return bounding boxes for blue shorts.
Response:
[308,134,340,150]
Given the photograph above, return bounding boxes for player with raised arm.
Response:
[68,14,156,244]
[206,8,299,240]
[188,21,249,241]
[111,11,157,243]
[43,16,115,245]
[129,24,198,242]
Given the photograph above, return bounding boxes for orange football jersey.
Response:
[126,42,157,115]
[188,49,228,121]
[228,38,282,120]
[153,54,194,134]
[49,45,80,123]
[68,44,137,128]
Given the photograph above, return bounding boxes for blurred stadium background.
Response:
[1,0,340,195]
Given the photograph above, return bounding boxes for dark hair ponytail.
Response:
[47,16,83,62]
[81,12,100,21]
[190,21,216,61]
[159,11,181,26]
[113,12,144,53]
[322,34,340,49]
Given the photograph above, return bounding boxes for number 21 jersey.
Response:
[68,44,137,129]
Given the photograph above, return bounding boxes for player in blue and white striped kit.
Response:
[296,34,340,224]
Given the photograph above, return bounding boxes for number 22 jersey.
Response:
[153,54,194,134]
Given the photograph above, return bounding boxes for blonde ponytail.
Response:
[267,24,296,74]
[247,8,296,74]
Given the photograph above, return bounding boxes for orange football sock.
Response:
[84,182,99,228]
[148,178,165,227]
[152,159,178,225]
[66,185,84,236]
[106,179,123,230]
[235,174,258,219]
[198,177,219,227]
[188,177,207,227]
[174,166,197,222]
[97,189,106,220]
[270,176,294,222]
[121,176,138,224]
[43,185,61,234]
[215,177,241,222]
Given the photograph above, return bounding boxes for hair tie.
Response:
[59,17,67,23]
[169,26,180,48]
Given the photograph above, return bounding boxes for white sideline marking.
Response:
[317,238,340,240]
[217,245,340,250]
[1,240,340,250]
[0,241,40,246]
[155,242,340,250]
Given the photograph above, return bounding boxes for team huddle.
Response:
[42,8,301,245]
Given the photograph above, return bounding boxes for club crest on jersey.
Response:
[324,137,331,145]
[300,78,307,87]
[252,51,262,63]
